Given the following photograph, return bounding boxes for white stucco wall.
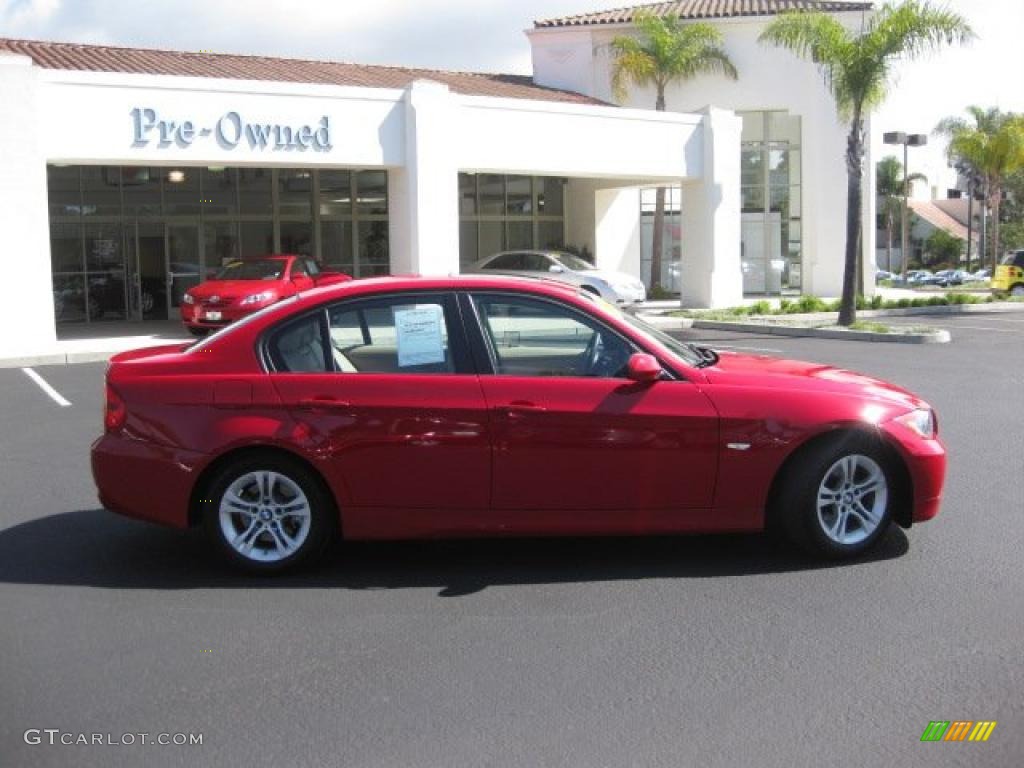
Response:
[0,54,56,355]
[529,12,878,299]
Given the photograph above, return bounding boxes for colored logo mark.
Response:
[920,721,997,742]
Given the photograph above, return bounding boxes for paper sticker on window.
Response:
[394,305,445,367]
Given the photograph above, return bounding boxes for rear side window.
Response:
[268,313,328,373]
[485,253,525,270]
[327,298,455,374]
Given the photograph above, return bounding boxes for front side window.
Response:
[327,298,455,374]
[471,294,633,378]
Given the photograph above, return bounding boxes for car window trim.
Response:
[261,290,474,375]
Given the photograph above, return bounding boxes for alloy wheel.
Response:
[816,454,889,546]
[218,471,312,563]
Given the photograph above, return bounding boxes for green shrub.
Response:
[749,300,773,315]
[871,294,884,309]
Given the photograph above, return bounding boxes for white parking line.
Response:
[21,367,72,407]
[941,324,1022,333]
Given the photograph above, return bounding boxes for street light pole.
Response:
[883,132,928,276]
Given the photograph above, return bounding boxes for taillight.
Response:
[105,382,126,432]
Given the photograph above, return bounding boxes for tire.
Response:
[202,453,336,573]
[580,285,601,296]
[774,433,894,559]
[1011,284,1024,297]
[188,327,209,338]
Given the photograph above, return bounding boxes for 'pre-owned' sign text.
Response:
[130,108,333,151]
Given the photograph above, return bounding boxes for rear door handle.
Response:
[298,396,352,410]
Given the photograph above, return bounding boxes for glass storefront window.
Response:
[201,168,237,216]
[50,223,82,273]
[321,220,353,273]
[506,176,532,215]
[459,174,477,215]
[538,221,565,251]
[280,221,313,256]
[319,170,352,217]
[237,168,273,215]
[358,221,389,276]
[537,177,565,216]
[356,171,387,215]
[48,166,80,219]
[80,166,122,217]
[478,174,504,216]
[204,222,240,268]
[278,170,313,217]
[507,220,533,250]
[459,221,478,268]
[479,221,504,259]
[122,167,162,217]
[240,221,274,257]
[162,168,201,215]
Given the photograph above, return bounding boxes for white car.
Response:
[467,250,647,305]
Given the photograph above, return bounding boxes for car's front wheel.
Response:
[203,454,335,572]
[776,434,894,559]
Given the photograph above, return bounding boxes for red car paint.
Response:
[94,275,946,541]
[180,254,350,333]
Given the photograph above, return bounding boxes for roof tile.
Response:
[0,38,605,106]
[536,0,872,28]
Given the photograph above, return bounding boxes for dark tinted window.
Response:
[485,253,525,270]
[521,253,551,271]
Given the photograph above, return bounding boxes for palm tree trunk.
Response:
[650,84,667,295]
[991,189,1002,270]
[886,216,893,272]
[839,109,864,327]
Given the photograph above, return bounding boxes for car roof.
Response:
[293,273,583,303]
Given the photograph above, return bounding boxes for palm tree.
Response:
[610,12,737,295]
[760,2,972,325]
[935,108,1024,269]
[876,155,925,272]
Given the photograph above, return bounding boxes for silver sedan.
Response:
[466,250,647,305]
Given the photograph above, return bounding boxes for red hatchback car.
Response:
[93,276,946,572]
[180,254,350,336]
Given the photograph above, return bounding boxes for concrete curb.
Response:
[689,320,951,344]
[0,341,184,369]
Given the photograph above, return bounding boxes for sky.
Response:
[2,0,1021,190]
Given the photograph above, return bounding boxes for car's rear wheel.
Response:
[776,434,894,559]
[203,454,335,573]
[1011,284,1024,297]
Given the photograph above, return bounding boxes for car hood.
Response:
[701,350,926,410]
[188,280,281,300]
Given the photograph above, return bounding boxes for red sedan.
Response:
[180,254,350,336]
[93,276,946,572]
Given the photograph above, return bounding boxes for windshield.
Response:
[1000,252,1024,268]
[215,260,285,281]
[553,253,596,272]
[576,291,704,366]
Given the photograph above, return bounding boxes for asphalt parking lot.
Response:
[1,313,1022,767]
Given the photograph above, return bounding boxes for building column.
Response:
[0,53,56,357]
[388,80,460,276]
[680,107,743,308]
[594,186,641,276]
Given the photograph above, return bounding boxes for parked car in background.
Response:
[93,274,946,573]
[971,267,992,282]
[467,250,647,305]
[181,255,351,336]
[991,250,1024,297]
[933,269,969,287]
[875,269,893,283]
[906,270,935,287]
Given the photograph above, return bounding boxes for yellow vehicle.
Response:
[992,250,1024,297]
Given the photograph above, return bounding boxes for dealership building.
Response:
[0,0,876,358]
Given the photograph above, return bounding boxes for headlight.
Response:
[182,293,195,305]
[894,408,937,439]
[240,291,274,306]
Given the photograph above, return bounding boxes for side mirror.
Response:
[548,264,565,273]
[626,353,662,383]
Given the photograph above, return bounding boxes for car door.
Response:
[463,291,720,521]
[267,292,491,533]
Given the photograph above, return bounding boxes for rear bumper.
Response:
[91,433,207,528]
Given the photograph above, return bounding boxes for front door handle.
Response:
[496,401,547,417]
[298,396,352,410]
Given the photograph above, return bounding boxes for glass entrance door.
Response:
[167,224,202,319]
